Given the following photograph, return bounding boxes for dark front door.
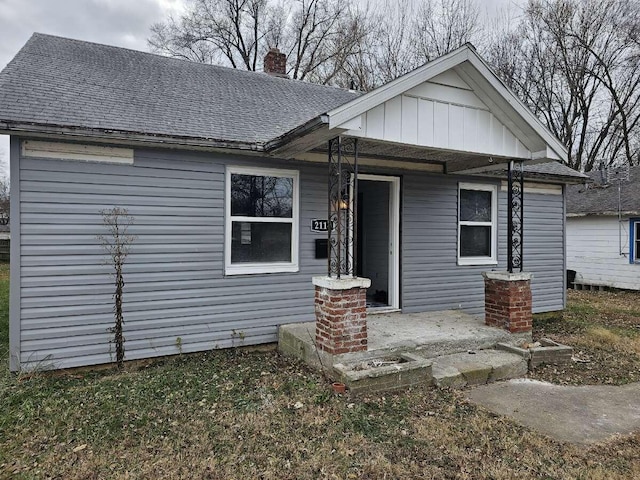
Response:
[357,179,391,308]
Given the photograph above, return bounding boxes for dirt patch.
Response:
[350,356,408,371]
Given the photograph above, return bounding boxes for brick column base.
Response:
[312,276,371,355]
[482,271,533,333]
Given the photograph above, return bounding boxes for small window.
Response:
[631,219,640,264]
[225,167,299,275]
[458,183,498,265]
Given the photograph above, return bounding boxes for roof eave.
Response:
[0,121,263,153]
[567,211,640,217]
[263,115,329,153]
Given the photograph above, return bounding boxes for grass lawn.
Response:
[1,282,640,479]
[531,290,640,386]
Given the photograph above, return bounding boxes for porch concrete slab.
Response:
[366,310,531,358]
[467,380,640,444]
[279,310,530,375]
[431,350,528,388]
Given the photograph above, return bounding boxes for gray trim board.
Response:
[9,136,21,371]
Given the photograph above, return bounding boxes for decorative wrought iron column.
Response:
[507,159,524,273]
[327,136,358,278]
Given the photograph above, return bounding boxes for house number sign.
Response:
[311,219,330,232]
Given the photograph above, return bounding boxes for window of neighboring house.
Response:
[225,166,299,275]
[631,218,640,264]
[458,183,498,265]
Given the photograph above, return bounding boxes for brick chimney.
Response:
[264,48,287,77]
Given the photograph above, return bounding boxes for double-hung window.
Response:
[631,218,640,264]
[458,183,498,265]
[225,166,299,275]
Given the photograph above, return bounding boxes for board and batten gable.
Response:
[567,216,640,290]
[10,139,566,370]
[342,70,532,160]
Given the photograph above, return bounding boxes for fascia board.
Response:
[464,53,569,162]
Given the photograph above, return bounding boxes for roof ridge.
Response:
[29,32,359,95]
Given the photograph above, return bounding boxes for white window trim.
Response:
[225,166,299,275]
[457,182,498,266]
[633,220,640,264]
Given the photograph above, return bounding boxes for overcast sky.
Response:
[0,0,524,176]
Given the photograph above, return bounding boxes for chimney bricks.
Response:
[264,48,287,77]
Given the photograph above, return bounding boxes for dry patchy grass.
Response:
[531,289,640,386]
[1,350,640,479]
[1,284,640,478]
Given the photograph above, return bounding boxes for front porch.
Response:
[280,309,530,365]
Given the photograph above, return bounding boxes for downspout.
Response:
[619,178,623,256]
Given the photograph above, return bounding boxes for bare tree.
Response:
[98,207,136,370]
[340,0,482,90]
[413,0,482,61]
[149,0,268,69]
[368,0,419,85]
[486,0,640,171]
[149,0,368,84]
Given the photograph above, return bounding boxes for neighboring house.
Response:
[566,165,640,290]
[0,223,9,240]
[0,34,585,371]
[0,224,9,264]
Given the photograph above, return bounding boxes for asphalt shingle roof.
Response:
[0,33,359,145]
[566,165,640,215]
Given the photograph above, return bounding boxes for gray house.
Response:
[0,34,585,371]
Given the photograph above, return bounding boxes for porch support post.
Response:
[482,159,532,335]
[313,276,370,355]
[507,159,524,273]
[313,136,370,356]
[482,271,533,334]
[327,136,359,278]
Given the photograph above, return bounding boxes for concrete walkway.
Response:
[467,379,640,444]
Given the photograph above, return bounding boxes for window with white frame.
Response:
[458,183,498,265]
[225,167,299,275]
[631,218,640,264]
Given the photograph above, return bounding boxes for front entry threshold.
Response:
[367,307,401,315]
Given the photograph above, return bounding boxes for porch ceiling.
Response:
[308,137,526,173]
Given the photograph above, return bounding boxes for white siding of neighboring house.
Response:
[566,215,640,290]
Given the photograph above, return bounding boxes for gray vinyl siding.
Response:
[512,188,566,313]
[12,141,566,370]
[402,173,565,315]
[15,145,328,370]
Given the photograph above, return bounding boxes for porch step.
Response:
[431,349,528,388]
